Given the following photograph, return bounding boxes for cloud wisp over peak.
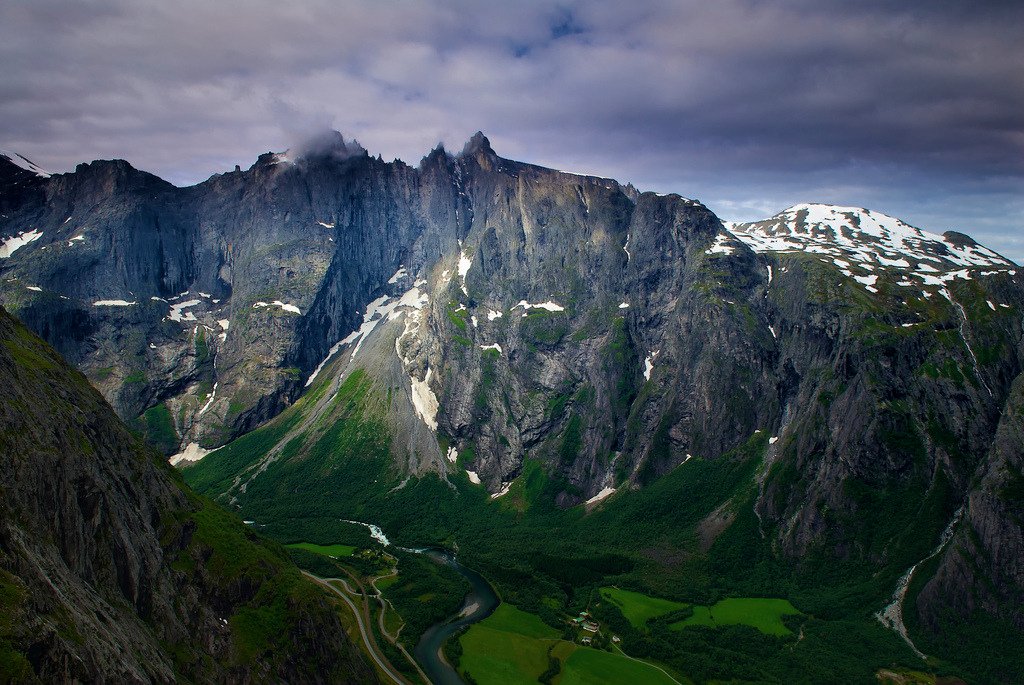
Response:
[1,0,1021,260]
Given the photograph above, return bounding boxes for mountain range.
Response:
[2,134,1023,682]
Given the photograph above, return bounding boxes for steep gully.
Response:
[876,505,965,659]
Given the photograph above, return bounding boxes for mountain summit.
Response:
[726,203,1014,282]
[1,133,1023,680]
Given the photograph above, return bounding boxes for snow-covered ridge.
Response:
[0,150,50,178]
[725,203,1015,289]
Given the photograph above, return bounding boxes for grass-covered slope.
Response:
[0,306,375,683]
[181,217,1024,683]
[179,387,923,682]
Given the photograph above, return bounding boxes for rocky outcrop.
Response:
[4,134,1024,645]
[0,306,375,683]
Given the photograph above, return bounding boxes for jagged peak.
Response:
[262,130,369,168]
[461,131,495,158]
[296,129,367,160]
[419,142,451,168]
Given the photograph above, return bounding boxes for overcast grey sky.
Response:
[2,0,1022,261]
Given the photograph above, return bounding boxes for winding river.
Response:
[412,548,500,685]
[343,521,499,685]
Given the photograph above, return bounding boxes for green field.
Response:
[458,605,559,684]
[284,542,356,558]
[481,603,562,639]
[560,647,679,685]
[598,587,687,629]
[671,598,801,636]
[458,604,679,685]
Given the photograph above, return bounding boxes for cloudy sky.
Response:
[2,0,1023,260]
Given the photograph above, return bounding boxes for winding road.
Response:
[302,571,415,685]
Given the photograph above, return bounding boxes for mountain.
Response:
[0,305,375,682]
[2,133,1024,681]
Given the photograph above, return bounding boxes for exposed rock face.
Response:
[0,306,374,683]
[3,135,1024,642]
[917,371,1024,629]
[0,141,436,454]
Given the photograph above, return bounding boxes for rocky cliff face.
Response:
[3,136,1024,650]
[0,136,433,456]
[0,305,374,683]
[918,372,1024,629]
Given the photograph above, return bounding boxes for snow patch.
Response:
[0,151,50,177]
[491,482,512,499]
[466,470,481,485]
[317,220,335,228]
[643,350,660,381]
[26,286,41,292]
[168,299,202,321]
[487,309,503,321]
[480,343,502,354]
[705,233,737,255]
[217,319,230,331]
[410,367,439,430]
[170,442,212,466]
[94,299,137,307]
[253,300,301,315]
[306,339,346,386]
[336,284,429,368]
[0,229,43,258]
[618,302,630,309]
[446,446,458,463]
[457,242,472,296]
[586,487,616,505]
[387,266,407,284]
[198,383,218,416]
[513,300,565,312]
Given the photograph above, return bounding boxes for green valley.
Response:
[180,366,980,684]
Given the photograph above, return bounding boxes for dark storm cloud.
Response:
[1,0,1022,259]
